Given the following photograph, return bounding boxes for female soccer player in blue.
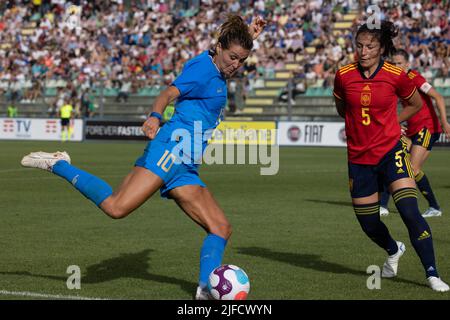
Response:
[21,14,266,300]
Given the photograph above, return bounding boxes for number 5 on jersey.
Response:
[362,107,371,126]
[394,150,403,168]
[157,150,176,172]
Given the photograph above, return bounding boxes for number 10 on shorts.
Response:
[157,150,176,172]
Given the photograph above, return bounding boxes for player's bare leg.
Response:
[170,186,231,239]
[170,185,231,299]
[100,167,163,219]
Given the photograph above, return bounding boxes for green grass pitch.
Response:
[0,140,449,300]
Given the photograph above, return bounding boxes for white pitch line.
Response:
[0,289,110,300]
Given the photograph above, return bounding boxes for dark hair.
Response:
[392,48,409,60]
[356,21,398,57]
[217,14,253,51]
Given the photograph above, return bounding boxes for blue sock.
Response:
[415,171,440,210]
[354,203,398,255]
[199,233,227,288]
[380,190,390,208]
[52,160,113,207]
[393,188,439,278]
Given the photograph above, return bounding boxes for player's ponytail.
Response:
[379,21,398,57]
[356,20,398,57]
[217,14,253,51]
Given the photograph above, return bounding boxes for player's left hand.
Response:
[249,16,267,40]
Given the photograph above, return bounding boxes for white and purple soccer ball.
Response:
[207,264,250,300]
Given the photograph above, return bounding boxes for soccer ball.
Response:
[207,264,250,300]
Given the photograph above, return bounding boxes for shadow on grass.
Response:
[305,199,402,214]
[304,199,353,208]
[0,249,197,297]
[236,246,427,289]
[237,246,364,276]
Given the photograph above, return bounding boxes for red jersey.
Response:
[404,70,441,136]
[334,61,416,165]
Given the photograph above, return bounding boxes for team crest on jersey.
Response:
[360,92,371,106]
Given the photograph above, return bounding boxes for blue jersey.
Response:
[165,50,227,134]
[135,51,227,197]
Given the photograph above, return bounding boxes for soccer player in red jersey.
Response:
[334,21,449,292]
[380,49,450,218]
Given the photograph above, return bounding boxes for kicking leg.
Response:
[100,167,163,219]
[21,151,163,219]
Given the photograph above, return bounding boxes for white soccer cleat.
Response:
[21,151,71,172]
[380,206,390,217]
[195,286,211,300]
[422,207,442,218]
[427,276,450,292]
[382,241,406,278]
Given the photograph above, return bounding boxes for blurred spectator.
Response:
[7,103,18,118]
[278,69,307,104]
[248,71,265,95]
[81,88,96,118]
[116,76,132,103]
[0,0,448,112]
[163,103,175,123]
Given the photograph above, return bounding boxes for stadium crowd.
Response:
[0,0,449,115]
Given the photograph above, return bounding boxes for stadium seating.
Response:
[1,2,449,122]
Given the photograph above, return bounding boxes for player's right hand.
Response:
[249,16,267,40]
[142,117,160,140]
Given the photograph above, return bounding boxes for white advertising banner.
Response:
[0,118,84,141]
[278,122,347,147]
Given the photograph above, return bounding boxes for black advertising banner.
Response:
[85,120,147,140]
[435,133,450,147]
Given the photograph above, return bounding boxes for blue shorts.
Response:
[410,128,441,151]
[134,137,205,199]
[348,140,414,198]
